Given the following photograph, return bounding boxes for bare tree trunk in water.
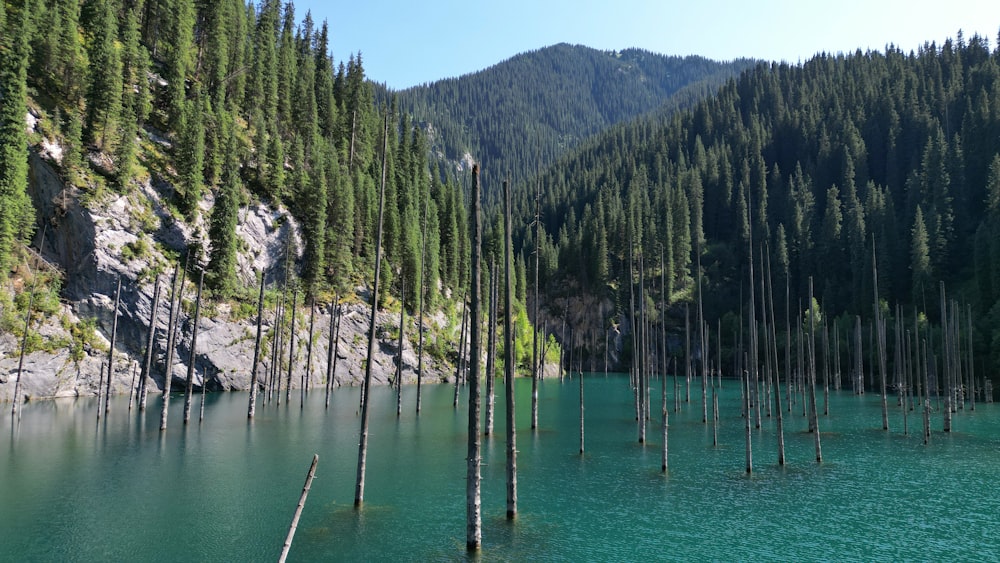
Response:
[395,273,405,418]
[662,362,669,471]
[744,369,753,474]
[503,178,518,520]
[485,261,497,436]
[532,175,541,430]
[11,282,37,421]
[183,270,205,423]
[455,292,468,408]
[324,296,339,409]
[104,276,122,415]
[161,259,187,431]
[808,277,823,463]
[465,164,484,550]
[355,115,389,508]
[873,240,888,430]
[284,285,298,405]
[140,276,163,412]
[940,283,952,433]
[279,454,319,563]
[302,297,316,409]
[249,271,266,419]
[417,192,428,415]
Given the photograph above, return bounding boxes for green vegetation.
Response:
[520,35,1000,377]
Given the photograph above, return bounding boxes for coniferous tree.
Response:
[83,0,123,149]
[208,124,242,297]
[165,0,195,126]
[177,89,206,219]
[911,206,932,304]
[0,0,33,277]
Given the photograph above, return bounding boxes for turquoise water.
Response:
[3,376,1000,561]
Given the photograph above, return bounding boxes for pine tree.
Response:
[177,90,206,219]
[165,0,196,126]
[208,123,242,297]
[83,0,123,150]
[294,135,327,294]
[0,0,34,277]
[911,206,932,303]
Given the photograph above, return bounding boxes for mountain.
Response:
[395,43,757,195]
[523,34,1000,376]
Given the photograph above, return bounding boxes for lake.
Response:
[2,375,1000,561]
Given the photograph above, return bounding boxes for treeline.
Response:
[523,33,1000,371]
[396,43,756,202]
[3,0,475,311]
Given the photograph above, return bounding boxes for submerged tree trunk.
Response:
[503,178,518,520]
[11,282,36,421]
[324,296,339,409]
[302,298,316,409]
[284,285,298,405]
[355,115,389,508]
[395,273,406,418]
[873,241,888,430]
[417,191,428,415]
[808,277,823,463]
[532,176,541,430]
[278,454,319,563]
[485,261,497,436]
[249,271,266,418]
[455,292,468,408]
[183,270,205,424]
[466,164,484,551]
[161,259,187,431]
[104,276,122,415]
[662,363,669,471]
[140,276,163,412]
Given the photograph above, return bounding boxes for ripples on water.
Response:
[3,376,1000,560]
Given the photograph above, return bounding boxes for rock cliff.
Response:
[0,149,454,402]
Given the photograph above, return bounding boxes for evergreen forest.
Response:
[516,36,1000,376]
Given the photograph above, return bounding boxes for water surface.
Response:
[2,376,999,560]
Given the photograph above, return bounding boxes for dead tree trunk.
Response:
[183,269,205,424]
[417,190,429,415]
[395,273,406,418]
[161,259,187,431]
[873,241,888,430]
[302,297,316,409]
[466,164,484,551]
[104,276,122,415]
[249,271,266,419]
[766,247,785,465]
[503,178,518,520]
[455,292,468,408]
[284,284,298,406]
[139,275,163,412]
[324,296,339,409]
[662,360,669,471]
[808,277,823,463]
[355,115,389,508]
[941,283,952,433]
[11,282,36,421]
[278,454,319,563]
[485,260,497,436]
[532,175,541,430]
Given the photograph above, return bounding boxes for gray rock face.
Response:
[2,150,454,402]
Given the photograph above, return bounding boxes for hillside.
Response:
[396,43,757,196]
[523,35,1000,376]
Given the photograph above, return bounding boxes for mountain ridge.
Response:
[393,43,758,193]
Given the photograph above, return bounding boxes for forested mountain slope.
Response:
[523,35,1000,372]
[395,43,757,197]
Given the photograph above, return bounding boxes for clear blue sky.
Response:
[295,0,1000,90]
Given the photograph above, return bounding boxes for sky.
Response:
[296,0,1000,90]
